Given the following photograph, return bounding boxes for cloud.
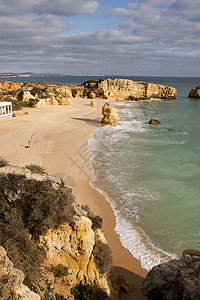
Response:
[0,0,199,75]
[109,0,200,53]
[0,0,99,16]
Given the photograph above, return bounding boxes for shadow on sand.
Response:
[70,117,101,126]
[113,266,147,300]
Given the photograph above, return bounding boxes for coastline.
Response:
[0,98,147,299]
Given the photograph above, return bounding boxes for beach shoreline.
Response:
[0,98,147,299]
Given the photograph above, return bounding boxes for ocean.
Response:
[2,75,200,270]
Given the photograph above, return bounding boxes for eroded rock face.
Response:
[142,251,200,300]
[0,246,40,300]
[39,216,112,298]
[101,103,120,126]
[0,79,176,108]
[188,85,200,98]
[0,168,114,299]
[84,78,177,100]
[0,81,73,107]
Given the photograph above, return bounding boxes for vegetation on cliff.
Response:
[0,78,177,111]
[0,168,113,299]
[0,172,76,287]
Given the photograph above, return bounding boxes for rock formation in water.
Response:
[149,119,161,125]
[72,78,177,100]
[101,103,120,126]
[142,250,200,300]
[188,85,200,98]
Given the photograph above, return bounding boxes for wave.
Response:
[87,113,177,270]
[89,178,176,271]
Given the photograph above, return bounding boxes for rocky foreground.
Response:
[142,250,200,300]
[0,78,177,108]
[0,163,133,300]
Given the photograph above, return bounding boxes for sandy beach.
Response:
[0,98,147,299]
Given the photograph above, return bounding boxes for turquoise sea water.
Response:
[2,75,200,270]
[88,77,200,270]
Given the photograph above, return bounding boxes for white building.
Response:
[0,102,13,118]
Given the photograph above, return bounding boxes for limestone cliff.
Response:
[142,249,200,300]
[0,166,114,299]
[39,218,112,298]
[0,246,40,300]
[0,78,176,110]
[80,78,177,100]
[188,85,200,98]
[0,81,73,107]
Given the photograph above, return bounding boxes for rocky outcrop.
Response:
[0,78,176,109]
[0,167,115,299]
[39,217,112,298]
[188,85,200,98]
[142,250,200,300]
[0,246,40,300]
[101,103,120,126]
[82,78,177,100]
[0,81,73,107]
[149,119,161,125]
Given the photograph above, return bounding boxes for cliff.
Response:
[0,81,73,107]
[0,246,40,299]
[188,85,200,98]
[0,78,176,110]
[142,249,200,300]
[72,78,177,100]
[0,164,116,299]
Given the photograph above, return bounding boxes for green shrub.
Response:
[11,100,30,110]
[50,264,68,277]
[71,282,108,300]
[0,172,76,288]
[30,87,43,96]
[26,164,46,174]
[29,99,39,107]
[81,205,103,230]
[92,240,112,274]
[91,215,102,230]
[83,79,96,85]
[0,157,9,168]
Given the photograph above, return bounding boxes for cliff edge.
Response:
[0,78,176,109]
[72,78,177,100]
[142,250,200,300]
[0,164,116,299]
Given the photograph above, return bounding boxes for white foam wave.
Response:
[89,179,177,271]
[87,104,177,271]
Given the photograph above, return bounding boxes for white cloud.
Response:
[0,0,199,75]
[109,0,200,53]
[0,0,99,15]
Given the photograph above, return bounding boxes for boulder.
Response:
[101,103,120,126]
[142,250,200,300]
[188,85,200,98]
[149,119,161,125]
[90,100,94,108]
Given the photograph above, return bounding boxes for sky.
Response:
[0,0,200,76]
